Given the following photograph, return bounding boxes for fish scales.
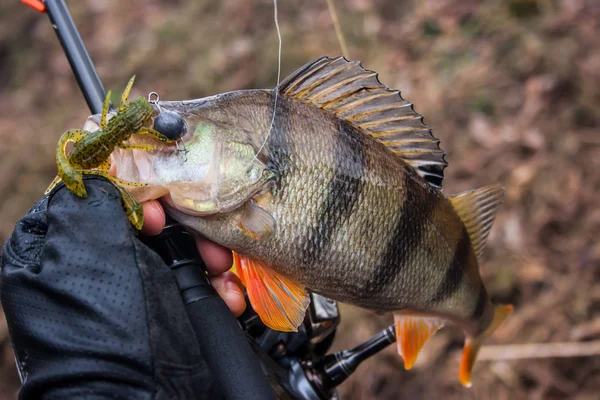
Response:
[111,56,511,386]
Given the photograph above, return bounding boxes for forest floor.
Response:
[1,0,599,399]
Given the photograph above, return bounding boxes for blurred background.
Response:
[1,0,599,398]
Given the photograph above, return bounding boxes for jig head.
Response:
[148,92,189,162]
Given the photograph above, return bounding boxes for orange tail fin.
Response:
[459,304,513,388]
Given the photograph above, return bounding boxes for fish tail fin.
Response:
[459,304,513,387]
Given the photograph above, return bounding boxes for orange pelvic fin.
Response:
[393,312,445,370]
[459,304,513,388]
[232,251,310,332]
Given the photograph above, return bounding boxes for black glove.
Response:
[1,177,223,399]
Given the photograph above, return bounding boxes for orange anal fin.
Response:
[232,251,309,332]
[394,313,445,370]
[459,304,513,388]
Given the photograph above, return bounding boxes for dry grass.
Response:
[1,0,599,398]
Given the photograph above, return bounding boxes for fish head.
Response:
[104,95,275,215]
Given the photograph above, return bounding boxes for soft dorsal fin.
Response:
[447,185,504,261]
[278,56,447,189]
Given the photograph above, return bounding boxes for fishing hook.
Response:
[176,140,189,162]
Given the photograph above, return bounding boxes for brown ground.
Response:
[1,0,599,399]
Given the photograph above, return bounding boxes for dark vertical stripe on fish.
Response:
[300,119,365,265]
[471,284,488,321]
[266,94,294,178]
[367,176,439,295]
[430,227,472,303]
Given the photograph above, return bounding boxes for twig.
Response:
[478,341,600,361]
[326,0,349,58]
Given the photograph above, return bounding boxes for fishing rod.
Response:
[22,1,399,398]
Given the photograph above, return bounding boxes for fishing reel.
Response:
[240,293,397,399]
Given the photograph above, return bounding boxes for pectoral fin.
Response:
[394,312,445,370]
[238,201,276,240]
[232,252,310,332]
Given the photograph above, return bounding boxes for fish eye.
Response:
[247,166,262,183]
[154,110,186,140]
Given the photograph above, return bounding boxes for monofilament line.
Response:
[250,0,282,166]
[273,0,282,88]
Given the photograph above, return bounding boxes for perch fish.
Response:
[110,56,513,387]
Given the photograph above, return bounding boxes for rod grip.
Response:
[143,218,275,400]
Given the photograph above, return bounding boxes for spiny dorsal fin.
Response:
[278,56,447,189]
[447,185,504,261]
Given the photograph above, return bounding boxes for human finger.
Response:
[140,200,165,236]
[209,271,247,317]
[196,235,234,275]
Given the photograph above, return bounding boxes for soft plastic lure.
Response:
[46,76,172,229]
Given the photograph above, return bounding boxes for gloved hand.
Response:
[0,177,245,399]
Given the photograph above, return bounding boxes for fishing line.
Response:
[248,0,282,168]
